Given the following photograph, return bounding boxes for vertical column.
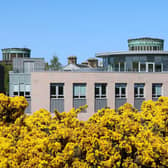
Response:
[107,82,115,109]
[64,82,73,112]
[87,82,94,115]
[9,53,11,61]
[127,82,134,106]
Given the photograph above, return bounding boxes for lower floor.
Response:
[31,72,168,120]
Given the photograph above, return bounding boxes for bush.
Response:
[0,94,167,168]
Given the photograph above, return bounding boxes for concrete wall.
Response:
[31,72,168,120]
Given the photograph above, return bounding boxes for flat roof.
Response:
[96,51,168,57]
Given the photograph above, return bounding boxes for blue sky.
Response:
[0,0,168,65]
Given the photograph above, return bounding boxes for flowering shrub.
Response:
[0,93,168,167]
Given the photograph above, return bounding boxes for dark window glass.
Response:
[133,62,138,72]
[13,92,18,96]
[120,62,124,71]
[20,92,24,96]
[50,85,56,95]
[102,85,106,95]
[114,62,119,71]
[58,86,63,95]
[95,87,99,96]
[155,64,162,72]
[140,63,146,72]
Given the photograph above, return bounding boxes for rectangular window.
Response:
[140,63,146,72]
[133,62,139,72]
[50,83,64,98]
[120,62,125,72]
[25,85,31,98]
[134,83,145,98]
[114,62,119,71]
[152,84,162,98]
[24,62,34,73]
[115,83,126,98]
[95,84,107,98]
[155,64,162,72]
[73,84,86,99]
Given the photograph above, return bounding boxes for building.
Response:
[9,57,45,113]
[1,48,31,62]
[30,37,168,120]
[0,48,31,94]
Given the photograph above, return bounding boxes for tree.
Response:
[47,56,62,71]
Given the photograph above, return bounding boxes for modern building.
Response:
[30,37,168,120]
[9,57,45,113]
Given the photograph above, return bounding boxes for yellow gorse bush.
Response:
[0,93,168,168]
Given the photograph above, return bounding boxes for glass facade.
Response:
[103,55,167,72]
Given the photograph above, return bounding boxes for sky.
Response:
[0,0,168,65]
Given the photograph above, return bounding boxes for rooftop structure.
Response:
[128,37,164,51]
[1,48,31,61]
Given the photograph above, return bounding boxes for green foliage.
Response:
[46,56,62,70]
[0,63,12,95]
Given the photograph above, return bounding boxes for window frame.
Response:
[115,83,127,98]
[95,83,107,98]
[50,83,64,99]
[134,83,145,98]
[152,83,162,98]
[73,83,86,99]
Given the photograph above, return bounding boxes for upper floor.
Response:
[96,37,168,72]
[12,57,45,73]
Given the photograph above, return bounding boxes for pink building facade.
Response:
[31,72,168,120]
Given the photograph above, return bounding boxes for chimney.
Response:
[68,56,77,65]
[87,58,98,68]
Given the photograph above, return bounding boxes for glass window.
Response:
[95,84,107,98]
[152,84,162,98]
[73,84,86,98]
[115,83,126,98]
[134,84,145,98]
[133,62,139,72]
[120,62,125,72]
[50,83,64,98]
[24,62,34,73]
[155,64,162,72]
[140,63,146,72]
[114,62,119,71]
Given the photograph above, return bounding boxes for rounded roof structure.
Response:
[128,37,164,51]
[1,48,31,52]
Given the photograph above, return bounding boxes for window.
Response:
[95,84,107,98]
[13,84,19,96]
[25,85,31,98]
[13,84,31,98]
[155,64,162,72]
[73,84,86,98]
[115,83,126,98]
[133,62,139,72]
[24,62,34,73]
[140,63,146,72]
[134,84,145,98]
[120,62,125,72]
[50,83,64,98]
[114,62,119,71]
[152,84,162,98]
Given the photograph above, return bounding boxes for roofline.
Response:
[96,51,168,57]
[128,37,164,42]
